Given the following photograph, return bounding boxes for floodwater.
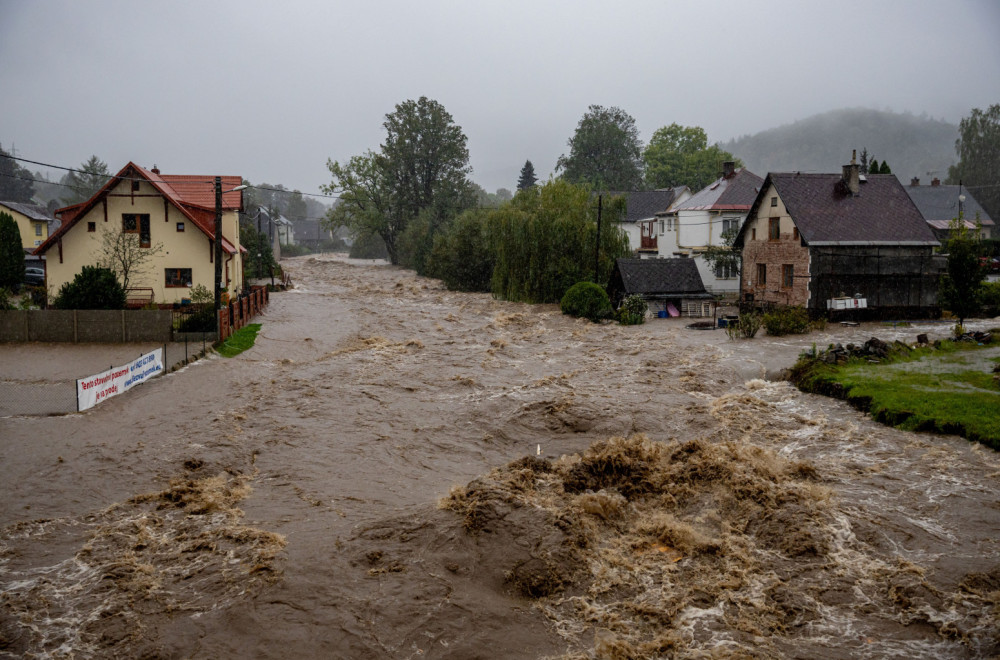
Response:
[1,254,998,659]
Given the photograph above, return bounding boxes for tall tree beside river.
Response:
[324,97,475,265]
[948,104,1000,222]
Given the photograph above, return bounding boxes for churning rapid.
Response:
[1,254,998,659]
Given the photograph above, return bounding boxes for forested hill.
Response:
[720,108,958,183]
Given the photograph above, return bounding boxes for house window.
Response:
[757,263,767,286]
[769,217,780,240]
[131,180,140,192]
[782,264,794,288]
[770,197,778,207]
[123,213,151,248]
[165,268,193,288]
[793,226,799,240]
[176,222,185,232]
[87,222,96,232]
[751,227,757,240]
[715,263,735,279]
[35,224,43,236]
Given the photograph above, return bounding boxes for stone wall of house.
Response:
[739,231,810,307]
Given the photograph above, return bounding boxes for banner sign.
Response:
[77,348,163,411]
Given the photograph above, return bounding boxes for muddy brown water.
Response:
[1,254,998,659]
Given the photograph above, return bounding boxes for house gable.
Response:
[33,163,245,304]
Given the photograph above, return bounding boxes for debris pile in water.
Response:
[0,473,285,657]
[440,432,999,657]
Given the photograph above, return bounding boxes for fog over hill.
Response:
[720,108,959,184]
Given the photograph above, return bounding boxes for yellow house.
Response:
[34,162,244,304]
[0,201,57,249]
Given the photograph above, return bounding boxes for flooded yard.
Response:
[1,254,998,658]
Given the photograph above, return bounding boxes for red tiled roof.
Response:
[36,162,243,256]
[146,172,243,210]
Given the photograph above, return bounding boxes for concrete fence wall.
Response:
[0,310,173,343]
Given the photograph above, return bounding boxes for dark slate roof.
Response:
[905,184,994,227]
[0,201,54,222]
[611,190,678,223]
[671,168,763,212]
[613,258,711,297]
[737,172,938,247]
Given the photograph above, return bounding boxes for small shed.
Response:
[607,258,714,317]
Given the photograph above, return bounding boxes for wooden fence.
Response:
[218,286,270,341]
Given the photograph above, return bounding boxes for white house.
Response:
[656,163,762,295]
[612,188,691,256]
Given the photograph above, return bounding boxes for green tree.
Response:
[948,104,1000,221]
[61,155,110,205]
[878,160,892,174]
[324,97,475,265]
[868,158,879,174]
[0,211,25,290]
[517,160,538,190]
[54,266,126,309]
[939,218,986,326]
[0,145,35,203]
[643,124,741,191]
[859,147,871,174]
[556,105,643,190]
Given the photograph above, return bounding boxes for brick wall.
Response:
[740,232,810,307]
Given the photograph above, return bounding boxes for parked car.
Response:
[24,267,45,286]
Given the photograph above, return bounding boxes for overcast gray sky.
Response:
[1,0,998,207]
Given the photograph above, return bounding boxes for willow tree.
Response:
[489,180,629,304]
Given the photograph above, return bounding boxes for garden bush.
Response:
[53,266,126,309]
[725,312,763,339]
[763,306,811,336]
[617,294,647,325]
[560,282,612,322]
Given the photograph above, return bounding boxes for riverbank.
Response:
[789,333,1000,449]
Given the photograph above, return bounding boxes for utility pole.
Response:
[214,176,223,327]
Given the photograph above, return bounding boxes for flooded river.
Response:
[2,254,998,658]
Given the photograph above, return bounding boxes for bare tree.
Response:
[94,226,163,293]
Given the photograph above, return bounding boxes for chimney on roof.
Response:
[910,177,920,186]
[151,165,160,175]
[931,177,940,187]
[722,161,736,179]
[842,150,860,195]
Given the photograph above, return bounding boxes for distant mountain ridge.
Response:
[720,108,958,185]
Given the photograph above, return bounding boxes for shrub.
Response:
[725,312,762,339]
[178,307,216,332]
[617,294,647,325]
[560,282,612,322]
[0,212,24,291]
[54,266,126,309]
[763,306,811,336]
[189,283,214,305]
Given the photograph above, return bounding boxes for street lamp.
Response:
[215,177,248,330]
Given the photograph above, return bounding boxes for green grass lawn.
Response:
[792,341,1000,449]
[217,323,262,358]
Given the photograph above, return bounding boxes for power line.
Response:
[0,152,339,200]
